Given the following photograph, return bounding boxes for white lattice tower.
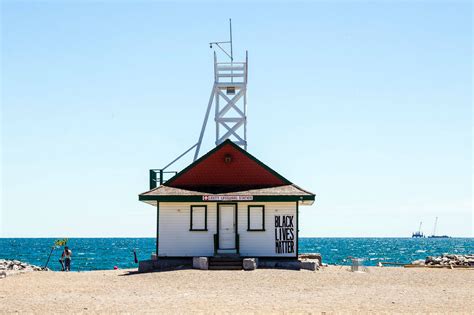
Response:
[214,51,248,149]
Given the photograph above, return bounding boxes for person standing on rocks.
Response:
[61,246,72,271]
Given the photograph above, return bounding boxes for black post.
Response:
[296,201,299,259]
[149,170,156,190]
[156,202,160,257]
[213,234,218,256]
[43,246,55,269]
[159,169,164,185]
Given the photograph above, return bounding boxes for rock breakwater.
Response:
[0,259,49,278]
[411,254,474,267]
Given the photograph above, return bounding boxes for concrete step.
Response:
[208,256,243,270]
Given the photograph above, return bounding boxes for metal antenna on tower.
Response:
[209,19,233,61]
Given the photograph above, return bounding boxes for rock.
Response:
[300,260,318,271]
[0,260,48,274]
[243,258,257,271]
[192,257,208,270]
[299,253,322,266]
[421,254,474,267]
[0,271,6,278]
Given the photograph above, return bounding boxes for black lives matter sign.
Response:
[274,215,295,254]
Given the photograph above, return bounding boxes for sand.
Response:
[1,266,473,314]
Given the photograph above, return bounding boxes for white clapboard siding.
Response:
[238,202,297,257]
[158,202,297,257]
[159,202,216,257]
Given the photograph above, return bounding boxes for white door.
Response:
[219,205,236,249]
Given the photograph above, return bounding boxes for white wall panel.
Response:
[158,201,297,257]
[238,202,297,257]
[159,202,215,257]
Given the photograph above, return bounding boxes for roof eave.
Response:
[139,194,315,203]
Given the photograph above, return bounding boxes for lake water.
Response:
[1,237,472,271]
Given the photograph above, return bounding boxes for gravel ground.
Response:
[1,266,473,314]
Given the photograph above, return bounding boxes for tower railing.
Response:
[149,169,178,189]
[215,61,247,85]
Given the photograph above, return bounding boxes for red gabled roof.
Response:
[164,140,291,193]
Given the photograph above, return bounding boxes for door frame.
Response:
[216,203,238,250]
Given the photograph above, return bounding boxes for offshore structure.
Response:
[427,217,450,238]
[411,221,424,238]
[412,217,450,238]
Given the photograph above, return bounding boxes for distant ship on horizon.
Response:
[412,221,424,238]
[412,217,450,238]
[428,217,450,238]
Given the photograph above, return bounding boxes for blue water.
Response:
[0,238,472,271]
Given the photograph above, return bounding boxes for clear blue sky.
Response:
[1,1,472,237]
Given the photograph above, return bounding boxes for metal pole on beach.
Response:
[43,246,55,269]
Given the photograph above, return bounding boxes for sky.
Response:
[1,1,472,237]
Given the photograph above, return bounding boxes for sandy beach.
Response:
[1,266,473,314]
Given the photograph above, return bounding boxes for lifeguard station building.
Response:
[138,26,315,269]
[139,140,315,260]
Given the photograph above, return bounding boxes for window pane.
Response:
[249,206,264,230]
[192,207,206,230]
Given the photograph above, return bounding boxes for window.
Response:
[248,205,265,231]
[190,205,207,231]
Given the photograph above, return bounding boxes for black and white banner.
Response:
[274,215,295,254]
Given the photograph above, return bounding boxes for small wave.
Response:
[416,250,426,253]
